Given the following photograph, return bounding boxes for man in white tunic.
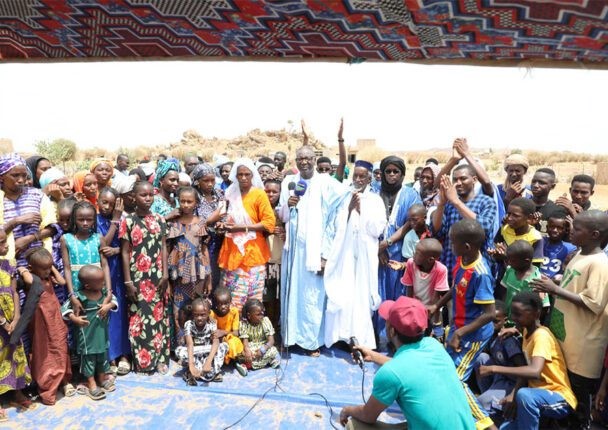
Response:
[279,146,350,353]
[323,160,387,349]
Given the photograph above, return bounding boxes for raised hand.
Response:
[338,117,344,141]
[301,119,309,145]
[113,197,124,220]
[440,175,458,203]
[453,138,470,158]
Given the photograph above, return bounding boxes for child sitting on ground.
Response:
[540,215,576,283]
[389,238,448,338]
[474,300,526,418]
[501,240,548,319]
[210,287,244,374]
[237,298,280,375]
[479,292,577,429]
[176,298,228,385]
[61,265,117,400]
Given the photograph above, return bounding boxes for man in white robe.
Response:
[323,161,387,349]
[279,146,350,352]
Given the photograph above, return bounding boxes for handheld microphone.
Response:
[288,181,296,197]
[294,180,307,197]
[350,336,364,369]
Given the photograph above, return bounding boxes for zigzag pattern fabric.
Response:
[0,0,606,64]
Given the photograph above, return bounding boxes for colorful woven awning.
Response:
[1,1,606,66]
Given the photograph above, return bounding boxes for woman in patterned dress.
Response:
[216,159,275,312]
[119,181,170,374]
[0,232,33,421]
[191,163,225,291]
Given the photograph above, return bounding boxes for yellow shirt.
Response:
[210,307,240,333]
[500,225,544,263]
[550,251,608,378]
[523,326,577,409]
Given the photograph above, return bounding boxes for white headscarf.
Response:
[225,158,264,255]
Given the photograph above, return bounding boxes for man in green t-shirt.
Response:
[339,296,475,430]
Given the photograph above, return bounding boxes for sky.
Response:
[0,60,606,154]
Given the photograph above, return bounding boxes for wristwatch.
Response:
[386,238,393,246]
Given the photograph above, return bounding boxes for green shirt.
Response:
[501,266,548,317]
[61,289,117,355]
[371,337,475,430]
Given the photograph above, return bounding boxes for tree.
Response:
[35,138,77,169]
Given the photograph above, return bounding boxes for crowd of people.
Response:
[0,132,607,430]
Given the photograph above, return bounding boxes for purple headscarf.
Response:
[0,153,26,177]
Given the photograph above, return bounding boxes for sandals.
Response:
[109,365,118,376]
[156,363,169,375]
[9,399,38,412]
[101,379,116,393]
[117,360,131,376]
[308,349,321,358]
[235,362,248,377]
[182,371,197,386]
[63,383,77,397]
[212,372,223,382]
[76,384,88,395]
[86,387,106,401]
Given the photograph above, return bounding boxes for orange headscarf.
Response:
[73,170,98,207]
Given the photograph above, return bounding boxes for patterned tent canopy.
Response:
[1,1,607,67]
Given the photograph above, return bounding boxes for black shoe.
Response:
[182,370,197,386]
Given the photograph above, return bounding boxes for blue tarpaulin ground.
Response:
[1,347,404,429]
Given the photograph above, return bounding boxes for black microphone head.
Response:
[288,182,296,191]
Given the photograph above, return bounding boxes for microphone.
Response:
[350,336,364,369]
[288,181,296,197]
[294,180,307,197]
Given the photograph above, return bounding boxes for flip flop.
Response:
[63,383,77,397]
[86,387,106,401]
[117,360,131,376]
[9,399,38,412]
[109,365,118,376]
[308,349,321,358]
[76,384,88,395]
[101,380,116,393]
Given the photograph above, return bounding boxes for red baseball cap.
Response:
[378,296,428,337]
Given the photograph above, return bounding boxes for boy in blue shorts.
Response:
[429,219,496,430]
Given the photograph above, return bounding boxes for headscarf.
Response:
[379,156,406,219]
[73,171,98,206]
[25,155,49,188]
[178,172,192,185]
[111,174,136,195]
[503,153,530,190]
[380,156,405,194]
[153,159,180,188]
[191,163,215,182]
[420,163,441,208]
[0,153,26,178]
[39,167,67,190]
[503,154,529,172]
[90,158,113,173]
[224,158,263,254]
